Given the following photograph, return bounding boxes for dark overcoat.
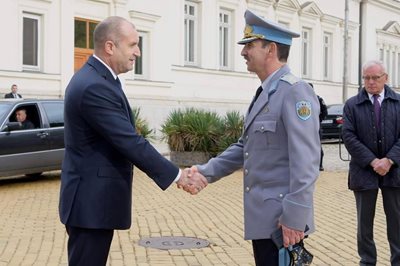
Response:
[342,85,400,191]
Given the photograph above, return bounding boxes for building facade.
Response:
[1,0,400,132]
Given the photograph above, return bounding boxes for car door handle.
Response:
[36,132,49,139]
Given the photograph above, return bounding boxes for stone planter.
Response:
[170,151,211,167]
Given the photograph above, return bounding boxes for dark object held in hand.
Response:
[271,225,314,266]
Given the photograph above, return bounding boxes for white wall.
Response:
[1,0,400,132]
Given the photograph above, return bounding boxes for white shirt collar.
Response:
[368,88,385,104]
[93,54,118,80]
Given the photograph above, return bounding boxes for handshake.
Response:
[176,166,208,195]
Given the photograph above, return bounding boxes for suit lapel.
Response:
[244,65,290,131]
[117,84,134,125]
[87,56,134,125]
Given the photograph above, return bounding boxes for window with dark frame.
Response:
[74,18,99,72]
[23,14,40,68]
[184,1,198,65]
[74,19,98,49]
[135,35,143,75]
[219,9,231,69]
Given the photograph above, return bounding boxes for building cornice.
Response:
[362,0,400,12]
[246,0,273,9]
[129,11,161,23]
[377,21,400,37]
[298,1,323,19]
[321,14,342,25]
[274,0,300,13]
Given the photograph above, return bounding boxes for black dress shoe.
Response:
[319,167,324,171]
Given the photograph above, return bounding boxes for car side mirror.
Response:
[4,122,22,132]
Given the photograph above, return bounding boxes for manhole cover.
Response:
[138,236,209,250]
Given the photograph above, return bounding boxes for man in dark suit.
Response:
[4,84,22,98]
[15,108,34,129]
[59,16,207,266]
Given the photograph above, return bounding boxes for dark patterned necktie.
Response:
[373,94,381,134]
[116,77,122,90]
[249,86,263,112]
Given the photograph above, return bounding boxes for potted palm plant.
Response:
[217,110,244,153]
[161,108,243,166]
[132,107,155,141]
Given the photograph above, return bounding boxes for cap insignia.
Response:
[244,25,265,39]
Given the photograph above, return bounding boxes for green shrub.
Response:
[161,108,243,157]
[217,111,244,153]
[132,107,156,141]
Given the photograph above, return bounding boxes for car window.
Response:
[42,102,64,127]
[0,103,12,119]
[9,104,41,129]
[327,105,344,115]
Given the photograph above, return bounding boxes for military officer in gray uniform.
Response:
[191,10,320,265]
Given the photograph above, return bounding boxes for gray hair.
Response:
[93,16,135,51]
[362,60,386,73]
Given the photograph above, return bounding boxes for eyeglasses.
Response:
[362,73,386,81]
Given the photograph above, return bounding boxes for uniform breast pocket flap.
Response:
[253,120,279,149]
[254,120,277,133]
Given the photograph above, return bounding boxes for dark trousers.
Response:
[320,147,324,168]
[66,225,114,266]
[354,188,400,266]
[252,239,279,266]
[319,128,324,168]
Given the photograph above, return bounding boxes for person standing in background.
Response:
[4,84,22,99]
[342,60,400,265]
[309,83,328,171]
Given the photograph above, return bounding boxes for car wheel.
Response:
[25,173,43,178]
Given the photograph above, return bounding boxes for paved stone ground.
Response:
[0,143,392,265]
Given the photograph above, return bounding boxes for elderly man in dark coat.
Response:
[342,60,400,266]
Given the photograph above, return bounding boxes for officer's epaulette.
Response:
[280,73,300,85]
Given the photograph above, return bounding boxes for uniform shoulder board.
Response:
[280,73,300,85]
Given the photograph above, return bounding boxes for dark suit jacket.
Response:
[59,56,179,230]
[4,93,22,98]
[21,120,34,129]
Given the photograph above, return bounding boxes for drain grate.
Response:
[138,236,209,250]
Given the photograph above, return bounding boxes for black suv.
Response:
[0,99,64,178]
